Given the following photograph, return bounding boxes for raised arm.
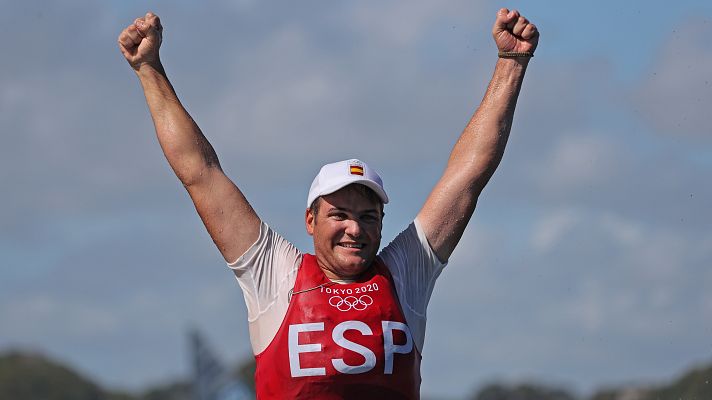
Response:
[417,8,539,262]
[118,12,260,263]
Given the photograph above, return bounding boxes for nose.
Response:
[344,218,362,238]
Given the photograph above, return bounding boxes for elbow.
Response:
[178,166,212,188]
[168,151,221,188]
[447,158,499,194]
[173,161,210,188]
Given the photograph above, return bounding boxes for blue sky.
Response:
[1,0,711,398]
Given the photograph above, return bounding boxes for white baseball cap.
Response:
[307,159,389,208]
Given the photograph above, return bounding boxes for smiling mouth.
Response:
[338,243,365,249]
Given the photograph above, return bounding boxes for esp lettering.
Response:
[288,320,413,377]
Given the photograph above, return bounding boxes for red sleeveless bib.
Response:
[254,254,421,399]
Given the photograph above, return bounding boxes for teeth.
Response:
[340,243,363,248]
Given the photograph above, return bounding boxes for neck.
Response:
[317,261,374,282]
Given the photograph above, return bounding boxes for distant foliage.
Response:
[0,351,133,400]
[473,362,712,400]
[589,388,651,400]
[0,351,189,400]
[233,357,256,394]
[472,383,576,400]
[592,363,712,400]
[648,363,712,400]
[140,381,192,400]
[2,349,711,400]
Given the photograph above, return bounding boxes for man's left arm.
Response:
[417,8,539,262]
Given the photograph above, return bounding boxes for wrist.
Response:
[495,56,530,71]
[134,60,165,78]
[498,51,534,59]
[496,49,533,68]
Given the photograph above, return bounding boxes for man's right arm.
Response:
[118,12,260,263]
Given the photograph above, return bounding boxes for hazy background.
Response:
[1,0,711,398]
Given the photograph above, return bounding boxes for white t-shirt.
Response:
[228,218,446,355]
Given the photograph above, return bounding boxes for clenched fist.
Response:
[492,8,539,54]
[118,12,163,71]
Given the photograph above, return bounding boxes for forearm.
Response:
[136,63,219,186]
[448,57,528,195]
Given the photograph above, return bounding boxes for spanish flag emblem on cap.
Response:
[307,158,389,207]
[349,162,364,176]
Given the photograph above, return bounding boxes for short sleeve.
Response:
[227,221,302,354]
[378,217,446,352]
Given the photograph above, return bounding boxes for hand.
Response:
[492,8,539,54]
[118,12,163,71]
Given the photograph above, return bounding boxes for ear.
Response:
[305,207,315,236]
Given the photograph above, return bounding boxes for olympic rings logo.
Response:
[329,295,373,312]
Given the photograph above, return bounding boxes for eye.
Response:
[361,214,380,223]
[329,212,347,221]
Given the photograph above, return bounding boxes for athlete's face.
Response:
[306,185,383,281]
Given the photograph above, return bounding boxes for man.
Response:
[119,8,538,399]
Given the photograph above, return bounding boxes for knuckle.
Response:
[147,15,161,29]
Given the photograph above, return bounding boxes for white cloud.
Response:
[531,208,582,253]
[530,209,707,335]
[598,213,643,246]
[532,133,618,192]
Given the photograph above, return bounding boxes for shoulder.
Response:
[228,221,302,273]
[379,218,447,273]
